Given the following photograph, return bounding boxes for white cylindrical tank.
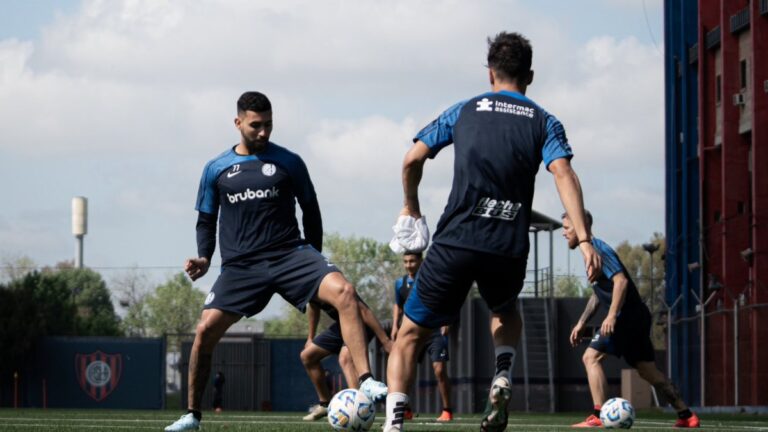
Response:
[72,196,88,237]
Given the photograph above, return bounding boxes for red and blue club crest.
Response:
[75,351,122,402]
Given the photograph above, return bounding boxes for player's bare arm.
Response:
[359,302,393,353]
[602,273,629,336]
[401,141,431,218]
[570,293,599,347]
[306,302,320,346]
[549,158,601,282]
[391,303,401,341]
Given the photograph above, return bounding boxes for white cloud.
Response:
[0,0,666,273]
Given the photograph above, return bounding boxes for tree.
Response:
[323,232,401,320]
[111,267,152,337]
[554,275,589,297]
[144,273,205,339]
[46,267,122,336]
[0,272,77,374]
[0,254,36,283]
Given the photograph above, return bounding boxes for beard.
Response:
[243,135,268,153]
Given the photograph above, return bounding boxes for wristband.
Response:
[579,239,592,245]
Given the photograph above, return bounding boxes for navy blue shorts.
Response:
[404,243,527,328]
[424,331,449,363]
[589,309,655,367]
[204,245,339,317]
[312,321,375,354]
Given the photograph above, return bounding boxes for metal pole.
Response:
[534,231,539,298]
[734,300,738,406]
[75,235,83,269]
[549,226,554,297]
[649,252,655,314]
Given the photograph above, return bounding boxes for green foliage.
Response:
[323,232,400,320]
[613,232,665,309]
[0,272,77,373]
[554,275,589,297]
[47,267,122,336]
[264,306,310,337]
[144,273,206,338]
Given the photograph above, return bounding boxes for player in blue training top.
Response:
[383,32,601,432]
[165,92,387,432]
[390,252,453,422]
[563,211,700,429]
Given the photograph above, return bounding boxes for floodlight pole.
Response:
[643,242,660,314]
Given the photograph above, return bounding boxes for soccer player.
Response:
[563,211,700,429]
[383,32,601,432]
[165,92,387,432]
[301,297,393,421]
[390,252,453,422]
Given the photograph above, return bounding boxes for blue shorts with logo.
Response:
[404,243,527,328]
[204,245,339,317]
[589,308,655,367]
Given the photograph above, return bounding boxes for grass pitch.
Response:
[0,408,766,431]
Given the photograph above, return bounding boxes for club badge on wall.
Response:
[75,351,123,402]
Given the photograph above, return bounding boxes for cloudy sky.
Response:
[0,0,664,316]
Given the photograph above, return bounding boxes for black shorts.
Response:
[203,245,339,317]
[404,243,527,328]
[312,321,375,354]
[589,309,655,367]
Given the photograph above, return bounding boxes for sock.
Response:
[593,405,601,417]
[319,401,329,407]
[442,407,452,413]
[187,409,202,421]
[386,392,409,429]
[494,346,516,381]
[677,408,692,419]
[358,372,373,386]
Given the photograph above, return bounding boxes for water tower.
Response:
[71,197,87,268]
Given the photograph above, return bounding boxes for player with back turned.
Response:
[164,92,387,432]
[383,32,601,432]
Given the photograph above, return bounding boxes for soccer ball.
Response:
[327,389,376,431]
[600,397,635,429]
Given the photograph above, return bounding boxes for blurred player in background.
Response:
[165,91,387,432]
[390,251,453,422]
[564,211,699,429]
[301,297,392,421]
[383,32,600,432]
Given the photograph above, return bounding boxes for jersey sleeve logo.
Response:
[262,163,276,176]
[226,164,242,178]
[476,98,494,111]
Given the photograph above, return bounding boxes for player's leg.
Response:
[338,347,359,389]
[271,246,386,401]
[427,332,452,421]
[315,272,389,401]
[386,316,435,430]
[477,256,526,432]
[433,361,452,421]
[165,308,240,431]
[384,244,473,432]
[300,342,334,404]
[300,339,335,421]
[583,347,608,406]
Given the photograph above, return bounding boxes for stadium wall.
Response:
[1,337,165,409]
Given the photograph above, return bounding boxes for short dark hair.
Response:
[403,251,423,259]
[561,210,593,228]
[237,91,271,114]
[487,32,532,83]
